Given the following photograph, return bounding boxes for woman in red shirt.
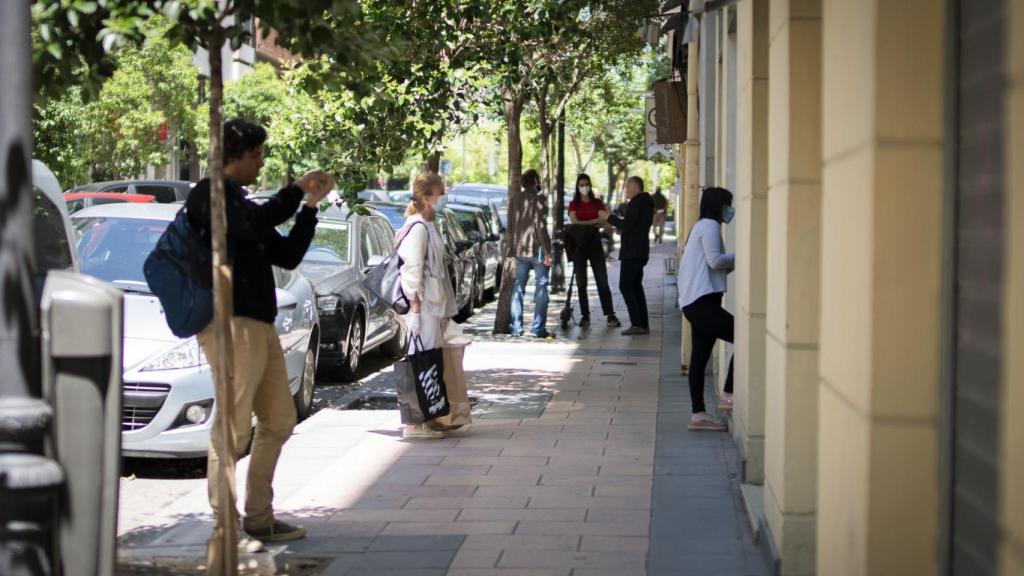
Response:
[567,173,620,328]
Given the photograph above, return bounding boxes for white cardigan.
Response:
[677,218,735,309]
[396,215,458,319]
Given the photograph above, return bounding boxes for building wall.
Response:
[762,0,821,573]
[1001,1,1024,572]
[733,0,769,483]
[817,1,945,574]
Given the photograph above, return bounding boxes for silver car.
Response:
[71,203,320,458]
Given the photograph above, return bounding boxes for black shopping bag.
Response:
[395,337,450,424]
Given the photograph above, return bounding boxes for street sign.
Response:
[653,81,687,143]
[645,94,676,160]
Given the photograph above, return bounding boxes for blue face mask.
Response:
[434,194,448,211]
[723,206,735,224]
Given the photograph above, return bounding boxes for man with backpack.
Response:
[186,119,333,550]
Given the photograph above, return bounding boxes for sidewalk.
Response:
[118,239,769,576]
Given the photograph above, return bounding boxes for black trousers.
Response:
[573,239,615,318]
[682,292,734,414]
[618,258,649,329]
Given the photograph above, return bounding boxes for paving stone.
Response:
[425,474,542,486]
[497,549,647,570]
[472,485,594,499]
[526,496,651,510]
[456,508,587,522]
[514,521,649,537]
[446,570,572,576]
[449,549,502,569]
[332,509,459,522]
[367,535,466,552]
[380,522,516,536]
[460,534,582,551]
[579,535,650,553]
[405,496,529,509]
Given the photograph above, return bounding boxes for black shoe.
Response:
[606,314,621,327]
[579,316,591,328]
[621,326,650,336]
[246,520,307,543]
[535,330,554,339]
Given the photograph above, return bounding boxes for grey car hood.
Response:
[123,293,185,371]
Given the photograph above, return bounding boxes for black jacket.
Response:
[607,192,653,261]
[186,178,318,324]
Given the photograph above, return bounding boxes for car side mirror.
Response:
[276,289,298,310]
[455,240,474,253]
[467,230,482,242]
[488,233,501,242]
[366,254,386,268]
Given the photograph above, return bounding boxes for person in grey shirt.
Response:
[677,187,736,431]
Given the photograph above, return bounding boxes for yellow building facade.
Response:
[668,0,1023,573]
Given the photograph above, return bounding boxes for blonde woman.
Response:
[396,172,459,439]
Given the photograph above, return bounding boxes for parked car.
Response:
[277,203,404,382]
[71,203,320,458]
[357,189,391,203]
[449,203,501,301]
[449,183,508,208]
[64,192,156,214]
[368,202,476,320]
[33,160,78,280]
[68,180,192,203]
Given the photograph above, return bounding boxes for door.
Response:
[358,218,388,340]
[948,1,1005,573]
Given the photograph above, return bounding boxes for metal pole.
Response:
[552,111,566,293]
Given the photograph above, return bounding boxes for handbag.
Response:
[394,336,449,424]
[365,221,426,314]
[433,342,472,429]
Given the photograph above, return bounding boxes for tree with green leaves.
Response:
[33,14,199,186]
[32,2,390,572]
[481,0,658,333]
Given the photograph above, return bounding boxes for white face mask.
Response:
[580,185,591,194]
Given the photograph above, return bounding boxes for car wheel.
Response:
[336,312,363,382]
[293,346,316,420]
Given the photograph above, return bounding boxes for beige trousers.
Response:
[197,316,296,531]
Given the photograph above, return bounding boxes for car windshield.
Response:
[73,216,169,291]
[280,221,351,265]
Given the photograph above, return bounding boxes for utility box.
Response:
[40,271,123,576]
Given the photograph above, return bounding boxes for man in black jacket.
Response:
[186,119,332,549]
[606,176,653,335]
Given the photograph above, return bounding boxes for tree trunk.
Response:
[426,150,442,174]
[493,90,526,333]
[205,29,239,576]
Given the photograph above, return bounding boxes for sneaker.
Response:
[579,316,591,328]
[688,413,728,431]
[606,315,621,327]
[621,326,649,336]
[237,530,265,553]
[535,330,554,339]
[246,520,306,543]
[403,424,445,440]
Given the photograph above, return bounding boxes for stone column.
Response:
[817,1,945,574]
[1001,1,1024,572]
[762,0,821,573]
[733,0,769,483]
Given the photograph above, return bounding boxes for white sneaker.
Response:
[403,424,445,440]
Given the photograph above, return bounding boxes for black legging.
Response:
[573,237,615,318]
[682,292,734,413]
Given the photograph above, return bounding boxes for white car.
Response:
[71,203,320,458]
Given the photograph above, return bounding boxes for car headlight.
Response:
[317,294,340,312]
[142,338,208,371]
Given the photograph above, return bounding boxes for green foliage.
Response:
[33,14,200,185]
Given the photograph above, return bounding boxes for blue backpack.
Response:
[143,208,214,338]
